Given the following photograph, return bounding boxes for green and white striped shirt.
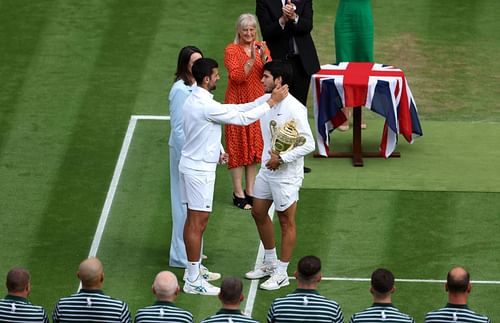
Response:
[349,303,415,323]
[53,289,131,323]
[267,289,344,323]
[425,303,491,323]
[201,309,259,323]
[135,301,193,323]
[0,295,49,323]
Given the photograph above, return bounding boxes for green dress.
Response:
[334,0,374,63]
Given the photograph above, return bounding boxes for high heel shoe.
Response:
[244,190,254,206]
[233,193,251,210]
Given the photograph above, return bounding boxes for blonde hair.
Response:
[234,13,258,44]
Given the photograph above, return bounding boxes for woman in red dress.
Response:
[224,13,271,209]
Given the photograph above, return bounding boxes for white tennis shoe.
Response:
[200,264,221,281]
[183,276,220,296]
[260,271,289,290]
[245,261,276,279]
[183,264,221,282]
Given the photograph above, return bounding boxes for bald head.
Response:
[78,257,104,288]
[6,267,30,294]
[153,271,179,300]
[447,266,470,293]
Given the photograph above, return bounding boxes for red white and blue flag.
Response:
[312,62,423,157]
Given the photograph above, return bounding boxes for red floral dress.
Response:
[224,41,271,169]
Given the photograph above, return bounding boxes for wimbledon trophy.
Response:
[269,119,306,153]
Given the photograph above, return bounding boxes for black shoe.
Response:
[244,190,254,206]
[303,166,312,173]
[233,193,252,210]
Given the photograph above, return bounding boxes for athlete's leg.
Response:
[184,209,209,262]
[251,198,275,249]
[277,201,297,262]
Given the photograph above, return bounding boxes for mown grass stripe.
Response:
[292,277,500,285]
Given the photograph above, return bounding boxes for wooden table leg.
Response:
[352,106,363,166]
[313,106,401,165]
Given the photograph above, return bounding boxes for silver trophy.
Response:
[269,119,306,153]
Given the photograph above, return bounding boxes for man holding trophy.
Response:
[245,60,315,290]
[180,58,288,296]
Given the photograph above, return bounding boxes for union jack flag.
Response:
[312,62,423,157]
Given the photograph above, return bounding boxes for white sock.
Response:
[264,248,277,264]
[186,261,200,282]
[277,260,289,274]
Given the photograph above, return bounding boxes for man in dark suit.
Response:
[256,0,320,105]
[256,0,320,173]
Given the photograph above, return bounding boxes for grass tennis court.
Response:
[1,0,499,322]
[92,118,500,322]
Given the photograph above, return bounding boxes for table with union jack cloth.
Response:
[312,62,423,166]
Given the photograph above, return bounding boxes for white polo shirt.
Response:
[259,93,315,179]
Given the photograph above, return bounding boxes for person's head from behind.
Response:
[6,267,31,297]
[152,271,179,301]
[295,255,322,286]
[192,58,220,91]
[446,266,471,294]
[175,45,203,85]
[77,257,104,289]
[262,60,293,93]
[219,276,244,306]
[370,268,395,297]
[234,13,258,45]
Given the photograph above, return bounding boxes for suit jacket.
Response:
[256,0,320,76]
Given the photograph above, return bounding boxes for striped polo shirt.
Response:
[0,295,49,322]
[267,289,344,323]
[135,300,193,323]
[52,289,131,322]
[201,308,259,323]
[349,303,415,323]
[425,303,491,323]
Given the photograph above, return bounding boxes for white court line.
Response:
[244,204,275,317]
[88,115,169,258]
[82,115,168,290]
[87,117,136,258]
[85,114,500,295]
[132,115,170,121]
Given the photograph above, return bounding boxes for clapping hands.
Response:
[282,0,297,22]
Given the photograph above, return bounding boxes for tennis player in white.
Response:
[180,58,288,296]
[245,60,315,290]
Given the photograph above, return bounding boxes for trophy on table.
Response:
[269,119,306,154]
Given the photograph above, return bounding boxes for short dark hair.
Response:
[6,267,30,292]
[219,276,243,305]
[263,60,293,86]
[192,58,218,85]
[297,255,321,283]
[447,267,470,293]
[174,45,203,84]
[371,268,394,294]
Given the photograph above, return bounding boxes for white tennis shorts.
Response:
[179,168,216,212]
[253,173,302,212]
